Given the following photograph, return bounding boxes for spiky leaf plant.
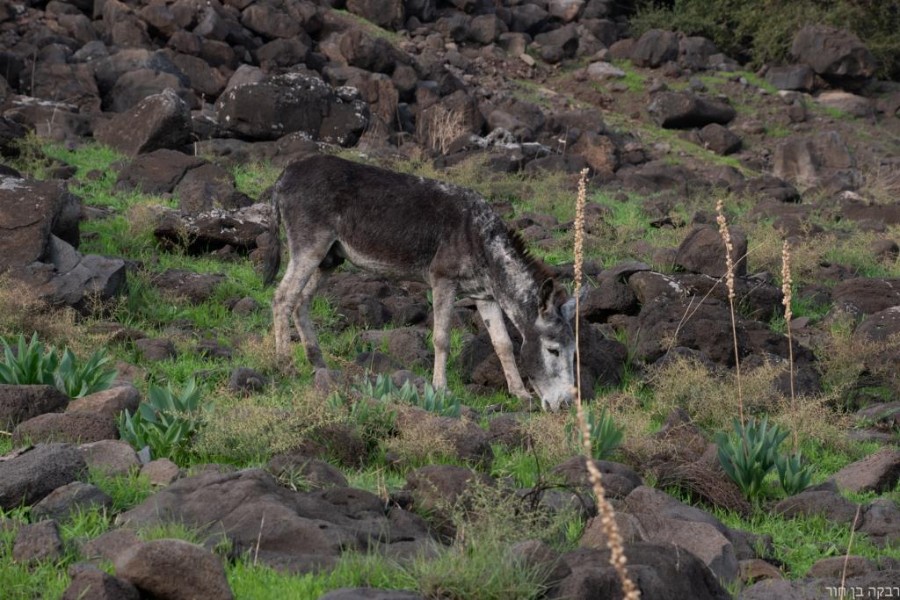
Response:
[567,406,624,460]
[717,416,789,500]
[776,451,814,496]
[356,374,461,417]
[0,333,117,398]
[118,378,204,463]
[0,333,57,387]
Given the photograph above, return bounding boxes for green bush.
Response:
[356,374,461,417]
[717,416,789,500]
[0,333,117,398]
[118,378,204,463]
[330,392,397,441]
[776,451,814,496]
[632,0,900,80]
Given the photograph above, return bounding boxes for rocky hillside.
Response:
[0,0,898,598]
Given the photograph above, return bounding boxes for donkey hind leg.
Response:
[291,267,329,369]
[429,279,457,390]
[476,300,532,401]
[273,239,333,367]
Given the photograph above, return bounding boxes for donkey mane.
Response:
[505,226,557,288]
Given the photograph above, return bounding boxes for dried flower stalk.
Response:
[782,240,797,451]
[716,199,744,424]
[574,168,640,600]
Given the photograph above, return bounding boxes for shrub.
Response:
[716,416,789,500]
[195,395,337,464]
[776,451,814,496]
[118,378,204,463]
[356,374,461,417]
[632,0,900,80]
[0,333,117,398]
[328,392,397,452]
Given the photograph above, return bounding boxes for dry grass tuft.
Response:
[606,392,663,466]
[192,387,339,463]
[417,105,469,156]
[0,274,81,346]
[651,356,788,429]
[382,416,457,466]
[770,392,852,453]
[655,461,753,517]
[522,412,572,466]
[126,203,166,240]
[238,332,283,375]
[816,322,900,402]
[859,164,900,205]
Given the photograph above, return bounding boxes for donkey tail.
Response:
[259,185,282,286]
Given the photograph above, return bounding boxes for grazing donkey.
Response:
[262,154,577,411]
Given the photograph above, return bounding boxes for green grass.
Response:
[231,161,281,199]
[490,446,549,488]
[713,506,899,578]
[229,552,416,599]
[611,60,647,93]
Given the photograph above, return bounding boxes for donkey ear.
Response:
[561,287,588,323]
[539,279,556,314]
[561,297,577,323]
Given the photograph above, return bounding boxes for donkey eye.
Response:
[547,347,560,357]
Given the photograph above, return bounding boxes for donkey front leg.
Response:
[429,280,457,390]
[476,300,532,401]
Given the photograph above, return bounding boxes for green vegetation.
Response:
[118,378,205,463]
[776,451,814,496]
[2,128,898,597]
[0,333,117,398]
[567,405,624,460]
[355,374,462,417]
[632,0,900,80]
[713,504,900,577]
[716,417,813,501]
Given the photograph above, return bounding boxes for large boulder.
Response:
[346,0,404,30]
[0,444,88,510]
[0,176,80,269]
[675,225,748,278]
[831,278,900,315]
[647,92,736,128]
[555,543,730,599]
[93,50,182,101]
[765,64,817,92]
[119,468,432,573]
[631,29,679,68]
[12,411,119,445]
[0,385,69,430]
[115,539,234,600]
[773,131,856,190]
[94,88,192,157]
[153,203,272,254]
[0,175,126,310]
[216,72,369,144]
[114,149,206,195]
[791,25,877,90]
[17,236,127,310]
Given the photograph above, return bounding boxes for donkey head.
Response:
[520,280,578,412]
